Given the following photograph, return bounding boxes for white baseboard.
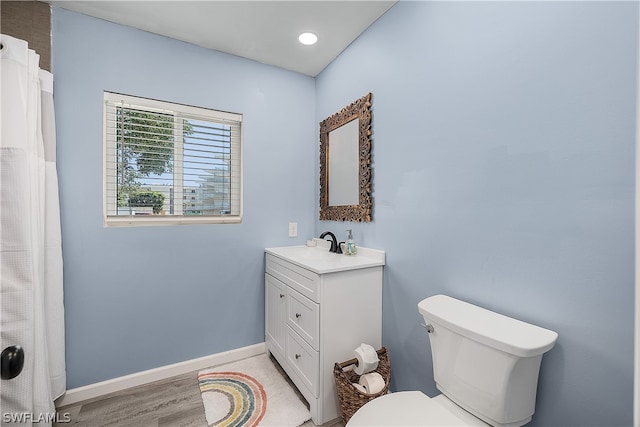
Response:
[55,342,265,408]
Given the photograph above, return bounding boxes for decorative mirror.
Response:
[319,93,373,222]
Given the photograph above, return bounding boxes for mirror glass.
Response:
[319,93,373,222]
[328,119,359,206]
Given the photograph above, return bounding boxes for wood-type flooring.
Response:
[54,356,343,427]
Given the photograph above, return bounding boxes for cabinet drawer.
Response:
[287,288,319,351]
[286,326,319,397]
[266,254,319,302]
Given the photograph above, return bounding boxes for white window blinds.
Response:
[103,92,242,226]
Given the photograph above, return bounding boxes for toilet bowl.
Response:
[347,391,488,426]
[346,295,558,427]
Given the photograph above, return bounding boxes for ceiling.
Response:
[51,1,397,77]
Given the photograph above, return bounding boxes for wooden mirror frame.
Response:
[319,93,373,222]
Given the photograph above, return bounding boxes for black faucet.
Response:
[319,231,341,253]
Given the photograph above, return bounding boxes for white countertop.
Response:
[265,240,385,274]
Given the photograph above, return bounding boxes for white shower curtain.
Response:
[0,34,66,424]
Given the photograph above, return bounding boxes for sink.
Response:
[265,242,385,274]
[286,246,329,259]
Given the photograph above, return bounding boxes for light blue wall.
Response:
[316,2,637,426]
[52,8,316,388]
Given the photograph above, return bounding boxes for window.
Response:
[103,92,242,226]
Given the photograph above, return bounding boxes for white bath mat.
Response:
[198,354,311,427]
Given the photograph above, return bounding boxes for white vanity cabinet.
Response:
[265,244,384,425]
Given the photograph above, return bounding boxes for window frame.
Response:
[102,92,243,227]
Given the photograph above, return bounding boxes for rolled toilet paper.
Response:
[353,343,379,375]
[352,383,367,394]
[358,372,385,394]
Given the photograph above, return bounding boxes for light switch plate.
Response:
[288,222,298,237]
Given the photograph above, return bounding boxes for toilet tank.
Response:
[418,295,558,427]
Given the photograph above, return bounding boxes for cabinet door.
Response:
[265,274,287,358]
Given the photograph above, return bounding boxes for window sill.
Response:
[104,215,242,227]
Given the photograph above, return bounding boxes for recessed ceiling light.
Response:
[298,32,318,46]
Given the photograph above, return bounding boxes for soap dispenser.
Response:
[345,229,357,255]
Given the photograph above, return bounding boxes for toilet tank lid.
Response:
[418,295,558,357]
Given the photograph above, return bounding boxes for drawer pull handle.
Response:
[279,294,285,298]
[295,354,301,360]
[295,313,301,319]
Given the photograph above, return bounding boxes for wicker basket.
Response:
[333,346,391,424]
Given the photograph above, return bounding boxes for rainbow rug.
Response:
[198,354,311,427]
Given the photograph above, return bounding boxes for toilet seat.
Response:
[346,391,489,427]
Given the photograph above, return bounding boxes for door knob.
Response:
[1,346,24,380]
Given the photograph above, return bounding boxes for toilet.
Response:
[347,295,558,427]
